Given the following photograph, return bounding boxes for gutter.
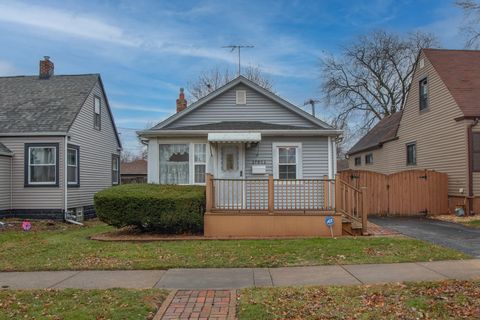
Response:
[0,132,69,137]
[137,129,343,137]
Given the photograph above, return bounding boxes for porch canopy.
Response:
[207,132,261,143]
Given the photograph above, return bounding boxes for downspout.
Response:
[10,156,13,212]
[468,118,479,215]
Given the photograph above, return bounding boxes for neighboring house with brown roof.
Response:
[0,57,121,220]
[121,159,147,184]
[347,48,480,214]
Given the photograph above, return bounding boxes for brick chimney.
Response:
[176,88,187,113]
[39,56,54,79]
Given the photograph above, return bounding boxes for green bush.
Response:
[94,184,206,233]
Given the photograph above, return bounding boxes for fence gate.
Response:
[338,169,448,216]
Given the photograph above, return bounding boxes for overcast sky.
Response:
[0,0,465,153]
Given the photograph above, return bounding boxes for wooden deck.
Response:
[204,174,367,237]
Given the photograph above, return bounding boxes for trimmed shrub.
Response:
[94,184,205,233]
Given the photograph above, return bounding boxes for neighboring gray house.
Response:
[139,76,341,194]
[0,57,121,220]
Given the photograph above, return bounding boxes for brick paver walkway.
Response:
[154,289,236,320]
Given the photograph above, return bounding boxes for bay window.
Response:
[25,143,59,186]
[159,144,190,184]
[158,143,208,184]
[194,144,206,184]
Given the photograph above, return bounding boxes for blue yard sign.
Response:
[325,216,334,237]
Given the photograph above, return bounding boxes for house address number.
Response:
[252,160,266,165]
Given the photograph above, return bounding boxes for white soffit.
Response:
[208,132,261,143]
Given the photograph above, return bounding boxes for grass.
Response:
[0,221,469,271]
[238,280,480,319]
[0,288,168,320]
[464,219,480,229]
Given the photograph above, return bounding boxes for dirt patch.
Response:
[0,218,100,232]
[367,221,400,236]
[429,214,480,224]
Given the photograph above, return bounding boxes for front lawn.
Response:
[238,280,480,319]
[0,221,469,271]
[0,288,168,320]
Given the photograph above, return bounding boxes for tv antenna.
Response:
[303,98,321,117]
[222,45,254,76]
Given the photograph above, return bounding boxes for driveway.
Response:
[370,216,480,257]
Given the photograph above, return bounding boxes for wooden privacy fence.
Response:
[338,169,448,215]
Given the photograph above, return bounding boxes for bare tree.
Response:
[187,65,274,101]
[456,0,480,48]
[320,30,438,135]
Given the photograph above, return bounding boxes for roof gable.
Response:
[423,49,480,118]
[150,76,332,131]
[348,111,403,155]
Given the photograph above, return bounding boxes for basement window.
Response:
[236,90,246,105]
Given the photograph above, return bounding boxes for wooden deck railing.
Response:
[206,174,367,234]
[206,174,335,213]
[335,178,367,234]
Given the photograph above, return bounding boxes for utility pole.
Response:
[222,45,254,76]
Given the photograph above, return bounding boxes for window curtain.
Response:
[159,144,189,184]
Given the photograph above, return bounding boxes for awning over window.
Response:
[208,132,261,143]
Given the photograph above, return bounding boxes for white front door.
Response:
[215,144,244,209]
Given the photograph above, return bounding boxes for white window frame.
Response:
[67,146,79,186]
[272,142,302,179]
[94,96,101,130]
[112,154,120,185]
[193,143,207,185]
[236,90,247,105]
[27,145,57,185]
[158,140,209,185]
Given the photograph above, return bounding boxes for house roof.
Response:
[121,159,147,175]
[142,76,337,134]
[424,49,480,118]
[348,111,403,155]
[170,121,317,131]
[0,142,12,156]
[0,74,99,133]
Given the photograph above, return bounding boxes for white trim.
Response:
[272,142,303,179]
[145,76,334,131]
[27,145,57,185]
[156,139,209,185]
[64,137,68,212]
[333,139,337,176]
[327,136,333,179]
[0,132,69,137]
[66,146,79,185]
[208,132,261,143]
[139,129,342,137]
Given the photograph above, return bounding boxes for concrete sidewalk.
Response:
[0,259,478,290]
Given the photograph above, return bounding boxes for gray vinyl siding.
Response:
[245,136,329,178]
[0,155,11,210]
[67,82,121,208]
[0,136,65,210]
[167,84,316,128]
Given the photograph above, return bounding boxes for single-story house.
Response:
[121,159,147,184]
[138,76,354,237]
[347,48,480,214]
[0,57,122,220]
